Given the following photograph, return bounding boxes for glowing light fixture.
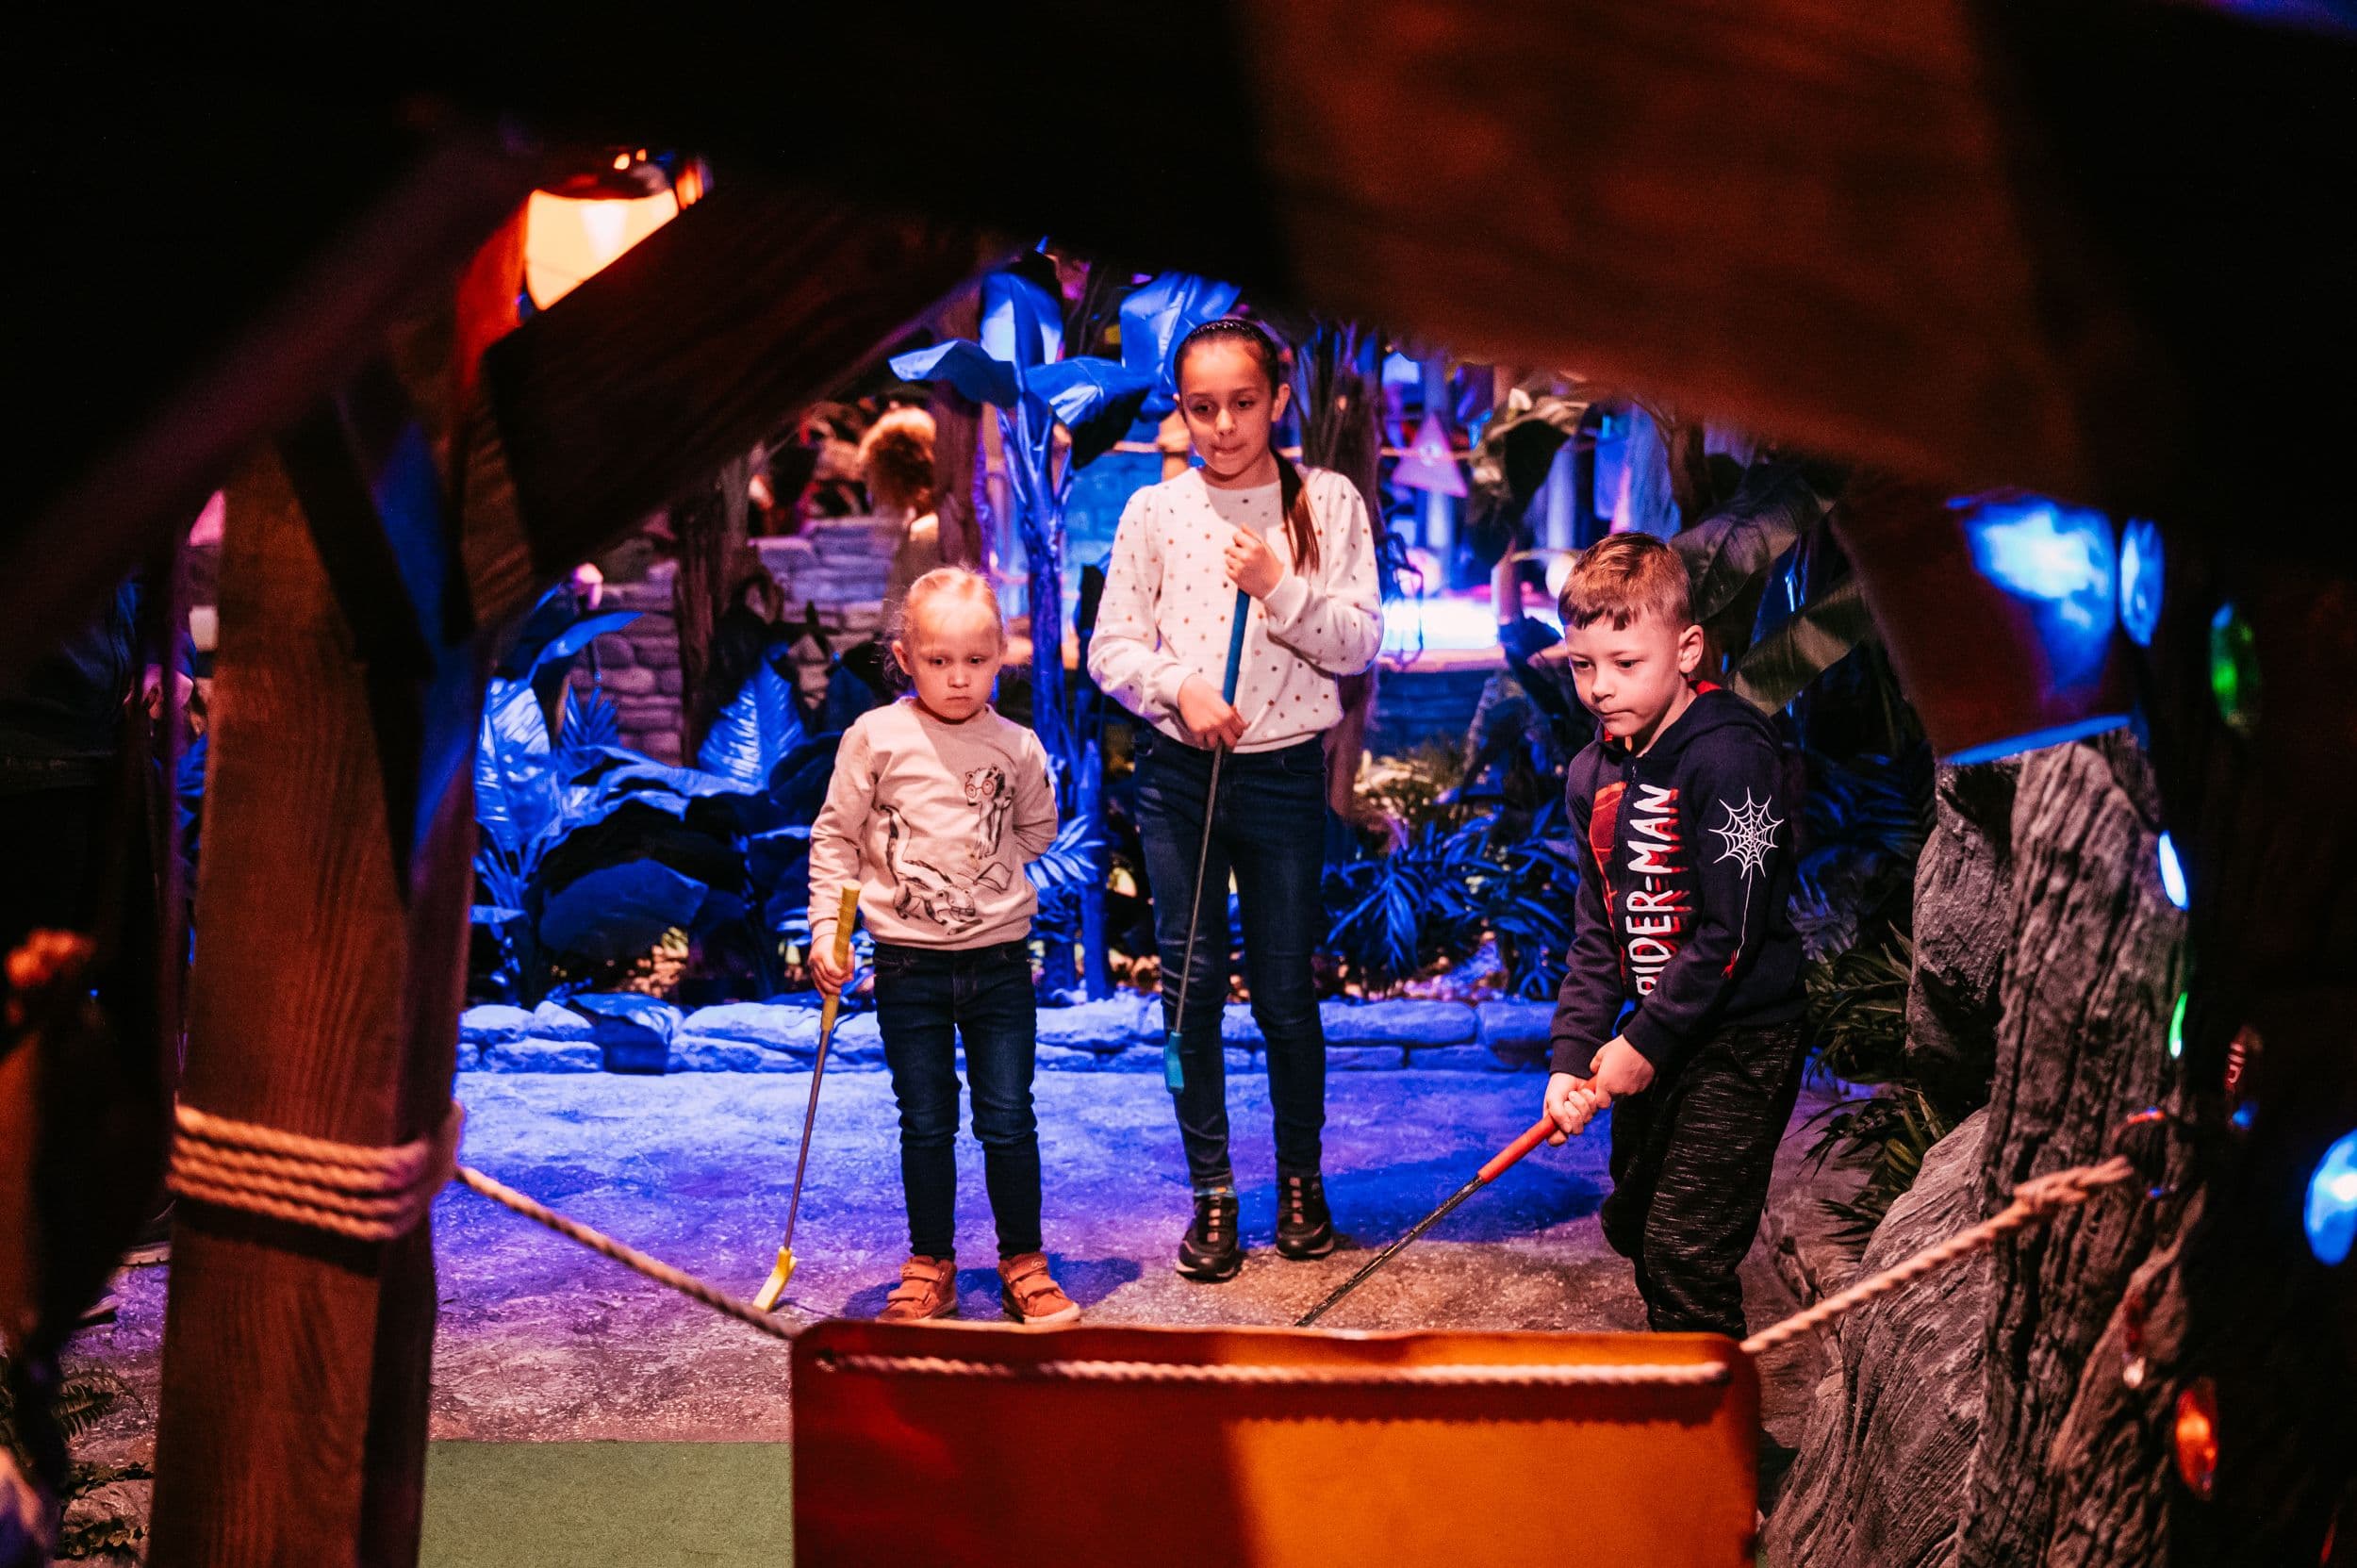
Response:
[2157,833,2189,910]
[2208,602,2259,737]
[1829,482,2134,764]
[2167,991,2188,1060]
[2172,1378,2219,1500]
[521,152,701,312]
[2305,1129,2357,1267]
[524,187,681,309]
[2118,518,2163,648]
[1963,496,2118,683]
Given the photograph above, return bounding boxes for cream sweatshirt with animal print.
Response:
[806,699,1058,952]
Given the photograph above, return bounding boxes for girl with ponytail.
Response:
[1087,317,1382,1281]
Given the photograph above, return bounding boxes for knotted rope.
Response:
[168,1101,464,1243]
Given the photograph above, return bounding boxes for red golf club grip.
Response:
[1477,1114,1560,1184]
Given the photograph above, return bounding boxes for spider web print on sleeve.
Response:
[1708,789,1783,972]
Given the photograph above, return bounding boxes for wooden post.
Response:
[930,285,986,569]
[149,392,474,1568]
[671,453,754,760]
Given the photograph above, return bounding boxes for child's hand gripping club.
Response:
[1162,585,1253,1094]
[753,884,862,1312]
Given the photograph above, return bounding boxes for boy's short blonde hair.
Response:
[858,405,936,514]
[1558,532,1694,632]
[897,565,1005,647]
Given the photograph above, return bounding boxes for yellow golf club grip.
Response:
[831,885,860,966]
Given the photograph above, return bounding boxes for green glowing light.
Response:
[2209,602,2258,737]
[2168,991,2188,1060]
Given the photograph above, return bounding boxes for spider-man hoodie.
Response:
[1548,684,1805,1079]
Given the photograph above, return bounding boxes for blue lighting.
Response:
[1961,496,2118,685]
[2306,1130,2357,1266]
[2118,518,2163,648]
[2157,833,2189,909]
[1941,714,2132,767]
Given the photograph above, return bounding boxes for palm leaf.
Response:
[524,608,640,676]
[475,678,556,851]
[557,683,623,756]
[696,663,804,793]
[1670,462,1827,657]
[1729,572,1878,714]
[1026,813,1108,895]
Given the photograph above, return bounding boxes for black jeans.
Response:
[1600,1018,1806,1338]
[870,938,1043,1260]
[1135,733,1328,1191]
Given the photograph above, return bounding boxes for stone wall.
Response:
[1366,662,1497,757]
[458,994,1559,1076]
[585,518,898,762]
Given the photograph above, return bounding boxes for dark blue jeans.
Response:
[870,938,1043,1259]
[1135,732,1329,1191]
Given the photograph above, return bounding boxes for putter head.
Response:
[1162,1032,1185,1093]
[752,1246,797,1312]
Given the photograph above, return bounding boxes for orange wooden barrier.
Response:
[794,1321,1757,1566]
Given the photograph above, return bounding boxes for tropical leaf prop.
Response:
[1025,812,1110,896]
[696,662,805,793]
[525,608,639,675]
[1467,389,1591,539]
[536,858,710,963]
[1728,572,1878,715]
[1670,461,1826,658]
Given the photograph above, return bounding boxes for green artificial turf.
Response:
[420,1443,791,1567]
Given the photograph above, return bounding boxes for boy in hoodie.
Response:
[1541,533,1805,1340]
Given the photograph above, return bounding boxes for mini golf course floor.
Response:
[73,1069,1831,1564]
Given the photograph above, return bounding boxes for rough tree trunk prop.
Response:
[1770,735,2193,1567]
[931,286,986,569]
[1294,322,1387,817]
[1771,1110,1993,1568]
[1784,488,2357,1565]
[1770,756,2020,1566]
[1953,733,2194,1565]
[1903,762,2018,1114]
[672,453,754,759]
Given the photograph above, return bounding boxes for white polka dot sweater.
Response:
[1088,466,1382,752]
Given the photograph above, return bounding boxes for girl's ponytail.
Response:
[1275,451,1320,578]
[1177,317,1322,578]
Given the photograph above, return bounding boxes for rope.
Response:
[809,1351,1730,1389]
[161,1085,2143,1378]
[169,1101,463,1243]
[452,1164,798,1344]
[1738,1154,2137,1357]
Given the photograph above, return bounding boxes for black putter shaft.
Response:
[1295,1114,1558,1328]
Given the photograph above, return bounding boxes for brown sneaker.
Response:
[878,1255,959,1322]
[997,1251,1080,1327]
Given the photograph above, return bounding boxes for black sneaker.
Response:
[1275,1171,1336,1260]
[1176,1191,1243,1281]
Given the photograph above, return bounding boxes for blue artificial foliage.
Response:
[886,338,1021,410]
[696,663,805,793]
[537,858,709,963]
[529,609,642,673]
[559,684,623,754]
